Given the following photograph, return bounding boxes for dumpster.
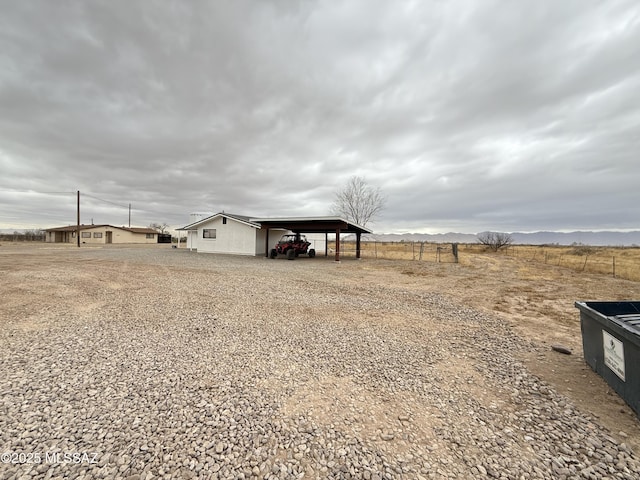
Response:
[575,301,640,417]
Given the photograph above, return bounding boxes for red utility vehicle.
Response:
[270,234,316,260]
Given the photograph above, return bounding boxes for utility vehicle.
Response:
[270,234,316,260]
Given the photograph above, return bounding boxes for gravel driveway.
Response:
[1,246,638,479]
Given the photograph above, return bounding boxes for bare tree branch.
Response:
[477,231,513,251]
[331,176,386,227]
[149,222,169,234]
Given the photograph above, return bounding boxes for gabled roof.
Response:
[222,213,255,224]
[177,212,260,231]
[45,224,108,232]
[45,224,158,234]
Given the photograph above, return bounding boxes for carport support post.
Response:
[76,190,80,248]
[356,232,361,259]
[264,227,270,257]
[325,232,328,257]
[335,229,340,262]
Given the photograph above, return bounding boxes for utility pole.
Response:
[76,190,80,247]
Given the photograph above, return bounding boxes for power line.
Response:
[81,193,130,209]
[0,189,166,213]
[0,188,76,195]
[0,189,131,208]
[0,189,185,226]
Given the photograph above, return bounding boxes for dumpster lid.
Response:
[575,301,640,335]
[614,314,640,331]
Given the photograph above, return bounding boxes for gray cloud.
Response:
[1,0,639,233]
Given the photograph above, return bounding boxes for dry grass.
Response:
[502,244,640,282]
[331,241,640,282]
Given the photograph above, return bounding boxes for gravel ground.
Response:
[1,246,638,479]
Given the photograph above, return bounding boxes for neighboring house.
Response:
[177,213,288,256]
[45,225,159,244]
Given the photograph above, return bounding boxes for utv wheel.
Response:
[270,249,277,259]
[308,249,316,258]
[286,249,296,260]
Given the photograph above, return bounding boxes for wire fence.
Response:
[500,245,640,282]
[331,241,640,282]
[329,241,459,263]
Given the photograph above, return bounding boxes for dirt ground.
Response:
[2,242,639,457]
[374,252,640,452]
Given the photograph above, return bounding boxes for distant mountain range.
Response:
[2,227,639,247]
[356,231,640,247]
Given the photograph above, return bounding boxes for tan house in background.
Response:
[45,225,159,244]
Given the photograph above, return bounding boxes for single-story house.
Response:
[177,213,288,256]
[177,213,372,260]
[45,225,160,244]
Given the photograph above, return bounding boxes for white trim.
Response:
[178,213,260,231]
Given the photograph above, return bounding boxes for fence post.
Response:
[613,256,616,278]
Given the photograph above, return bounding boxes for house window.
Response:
[93,232,103,238]
[72,232,76,237]
[203,229,216,239]
[222,217,227,225]
[81,232,91,238]
[146,233,154,239]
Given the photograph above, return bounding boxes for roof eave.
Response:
[177,212,260,231]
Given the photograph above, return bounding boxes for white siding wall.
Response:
[186,230,197,250]
[197,217,258,255]
[305,233,327,254]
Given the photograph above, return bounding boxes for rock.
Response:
[2,247,639,480]
[551,345,572,355]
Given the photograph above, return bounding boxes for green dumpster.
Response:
[575,301,640,417]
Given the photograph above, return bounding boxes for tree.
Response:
[331,176,386,227]
[477,231,513,252]
[149,222,170,233]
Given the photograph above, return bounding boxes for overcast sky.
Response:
[1,1,639,234]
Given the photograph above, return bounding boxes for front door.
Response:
[105,231,112,244]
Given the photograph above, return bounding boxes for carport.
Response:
[250,217,373,262]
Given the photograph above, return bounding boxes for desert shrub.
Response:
[569,245,597,256]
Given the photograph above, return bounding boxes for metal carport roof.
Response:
[249,216,372,262]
